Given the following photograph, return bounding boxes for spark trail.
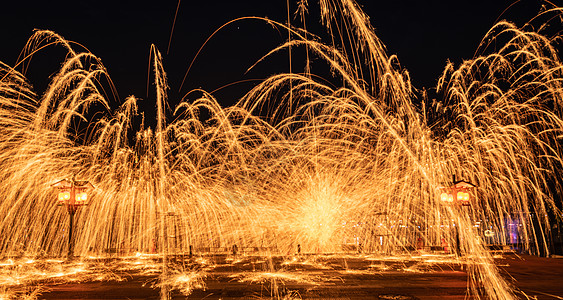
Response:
[0,1,562,299]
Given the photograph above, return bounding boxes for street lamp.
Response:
[438,177,475,206]
[51,176,94,258]
[438,176,476,255]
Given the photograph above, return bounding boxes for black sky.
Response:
[0,0,550,110]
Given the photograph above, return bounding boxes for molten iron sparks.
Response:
[0,1,562,299]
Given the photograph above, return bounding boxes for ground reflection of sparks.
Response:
[231,271,318,284]
[230,270,321,298]
[151,271,207,297]
[0,256,204,298]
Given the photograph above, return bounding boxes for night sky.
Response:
[1,0,549,111]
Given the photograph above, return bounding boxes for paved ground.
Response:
[497,254,563,299]
[6,253,563,299]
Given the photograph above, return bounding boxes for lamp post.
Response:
[51,176,94,258]
[438,176,476,256]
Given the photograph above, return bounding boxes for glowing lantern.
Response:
[457,191,470,203]
[58,190,71,205]
[51,179,93,209]
[75,192,88,205]
[51,177,94,258]
[438,178,476,206]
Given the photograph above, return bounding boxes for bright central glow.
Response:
[294,178,343,252]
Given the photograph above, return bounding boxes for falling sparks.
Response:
[0,1,562,300]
